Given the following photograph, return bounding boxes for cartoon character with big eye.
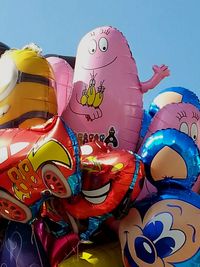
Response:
[63,26,170,151]
[142,103,200,146]
[119,198,200,267]
[119,129,200,267]
[0,44,57,129]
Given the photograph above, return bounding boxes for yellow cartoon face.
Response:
[119,199,200,267]
[0,46,57,128]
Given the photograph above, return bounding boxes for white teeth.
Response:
[82,183,110,197]
[0,104,9,117]
[82,183,110,204]
[85,195,107,204]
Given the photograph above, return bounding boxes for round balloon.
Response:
[140,128,200,189]
[62,26,169,151]
[0,44,57,129]
[46,56,74,116]
[148,86,200,117]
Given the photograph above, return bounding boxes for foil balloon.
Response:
[45,54,76,69]
[138,87,200,151]
[46,56,74,116]
[0,42,9,56]
[61,141,144,240]
[58,242,123,267]
[0,44,57,129]
[34,218,79,267]
[63,26,170,151]
[119,129,200,267]
[0,116,81,223]
[140,128,200,189]
[148,86,200,118]
[119,194,200,267]
[137,102,200,199]
[0,221,50,267]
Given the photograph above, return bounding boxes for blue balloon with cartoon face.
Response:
[119,129,200,267]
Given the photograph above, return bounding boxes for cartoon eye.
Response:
[99,37,108,52]
[0,55,18,101]
[144,213,185,258]
[191,123,198,141]
[179,122,189,135]
[135,236,156,264]
[88,39,97,54]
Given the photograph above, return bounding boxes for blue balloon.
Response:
[119,189,200,267]
[149,87,200,117]
[140,128,200,189]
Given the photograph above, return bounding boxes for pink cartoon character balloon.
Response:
[138,102,200,199]
[62,26,170,151]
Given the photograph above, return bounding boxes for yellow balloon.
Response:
[59,242,123,267]
[0,44,57,129]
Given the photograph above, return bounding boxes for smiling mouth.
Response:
[83,56,117,70]
[82,182,111,204]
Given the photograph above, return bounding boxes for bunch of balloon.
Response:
[137,87,200,200]
[62,26,170,151]
[119,129,200,267]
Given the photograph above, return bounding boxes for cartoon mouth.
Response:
[0,104,10,117]
[82,182,111,204]
[83,56,117,70]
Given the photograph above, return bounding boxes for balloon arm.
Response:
[140,64,170,93]
[69,93,102,121]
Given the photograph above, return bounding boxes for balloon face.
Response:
[0,116,81,223]
[119,198,200,267]
[0,46,57,129]
[46,56,74,116]
[63,26,144,151]
[64,143,144,219]
[142,103,200,148]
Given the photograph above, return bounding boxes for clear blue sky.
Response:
[1,0,200,108]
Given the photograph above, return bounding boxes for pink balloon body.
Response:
[137,102,200,200]
[47,56,74,116]
[142,102,200,146]
[62,26,169,151]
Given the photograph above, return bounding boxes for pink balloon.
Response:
[34,219,79,267]
[62,26,169,151]
[47,56,74,116]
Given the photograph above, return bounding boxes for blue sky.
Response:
[1,0,200,108]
